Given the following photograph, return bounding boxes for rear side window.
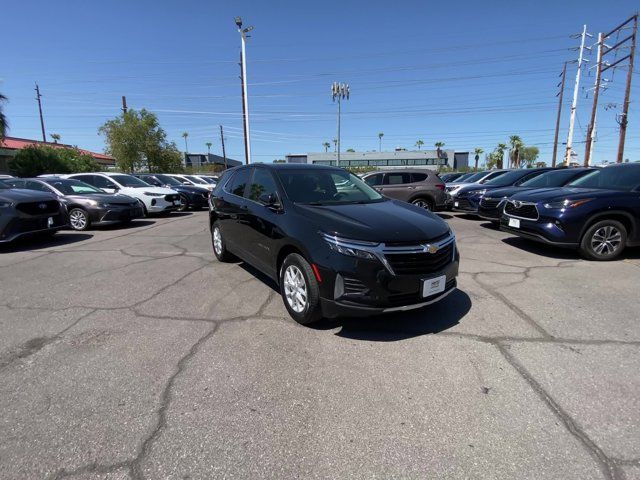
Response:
[92,175,118,190]
[411,173,428,183]
[226,168,251,197]
[384,173,410,185]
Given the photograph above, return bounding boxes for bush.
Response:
[8,146,100,177]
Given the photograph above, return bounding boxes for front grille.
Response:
[15,200,59,216]
[505,201,538,220]
[384,242,454,275]
[164,194,179,202]
[385,232,449,247]
[343,277,368,295]
[480,198,501,209]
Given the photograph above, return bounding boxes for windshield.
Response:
[185,175,208,185]
[479,171,508,183]
[522,169,589,188]
[566,166,640,191]
[154,174,182,186]
[461,171,489,183]
[483,170,538,187]
[110,174,152,188]
[200,177,217,184]
[451,173,474,183]
[277,169,384,205]
[44,179,103,195]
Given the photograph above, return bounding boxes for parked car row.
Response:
[0,172,217,241]
[446,164,640,261]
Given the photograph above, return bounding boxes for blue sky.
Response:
[2,0,638,164]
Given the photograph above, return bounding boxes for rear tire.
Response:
[411,197,434,211]
[280,253,322,325]
[579,219,627,261]
[211,221,235,262]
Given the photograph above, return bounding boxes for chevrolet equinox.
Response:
[209,164,459,325]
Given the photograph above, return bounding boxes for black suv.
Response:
[501,163,640,260]
[209,164,459,324]
[135,174,210,211]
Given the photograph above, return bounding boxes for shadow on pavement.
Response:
[500,236,580,260]
[436,213,453,220]
[0,232,93,253]
[319,288,472,342]
[96,220,156,231]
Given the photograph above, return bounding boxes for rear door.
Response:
[380,172,412,201]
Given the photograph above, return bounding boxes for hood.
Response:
[294,199,450,243]
[128,186,176,195]
[509,187,624,203]
[482,186,535,199]
[0,188,58,203]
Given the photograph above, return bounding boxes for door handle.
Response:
[240,205,248,211]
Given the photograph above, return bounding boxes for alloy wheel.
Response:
[591,226,622,256]
[283,265,307,313]
[213,227,223,255]
[412,199,431,210]
[69,210,88,230]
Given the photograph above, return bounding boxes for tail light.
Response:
[435,183,445,191]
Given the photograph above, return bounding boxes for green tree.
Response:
[50,133,61,144]
[346,148,356,152]
[509,135,523,168]
[378,132,384,152]
[520,146,540,168]
[332,138,337,152]
[9,146,70,177]
[535,161,547,168]
[0,93,8,141]
[435,141,445,157]
[322,142,330,152]
[205,142,212,155]
[56,147,100,173]
[496,143,507,169]
[473,147,484,171]
[273,159,286,163]
[182,132,189,153]
[415,139,424,150]
[99,109,177,173]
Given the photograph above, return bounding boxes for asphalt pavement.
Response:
[0,210,638,480]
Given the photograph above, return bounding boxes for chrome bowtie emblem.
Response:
[513,201,522,208]
[424,244,439,254]
[38,203,47,210]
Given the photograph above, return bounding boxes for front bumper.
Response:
[499,214,579,247]
[188,193,210,209]
[0,211,67,243]
[146,196,180,213]
[452,196,480,213]
[89,205,145,224]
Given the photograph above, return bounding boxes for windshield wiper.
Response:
[304,201,326,206]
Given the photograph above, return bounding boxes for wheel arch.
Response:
[579,210,636,245]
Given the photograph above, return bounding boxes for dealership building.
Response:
[284,149,469,170]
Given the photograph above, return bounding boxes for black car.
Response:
[135,174,210,211]
[210,164,459,324]
[478,168,594,223]
[0,181,67,243]
[500,163,640,260]
[4,178,143,231]
[452,168,555,214]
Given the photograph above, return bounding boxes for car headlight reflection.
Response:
[321,233,378,260]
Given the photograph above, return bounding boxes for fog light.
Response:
[151,199,157,206]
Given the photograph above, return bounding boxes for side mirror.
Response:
[259,192,279,207]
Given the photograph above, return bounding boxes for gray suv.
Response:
[362,169,447,211]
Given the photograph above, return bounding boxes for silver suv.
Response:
[362,169,447,211]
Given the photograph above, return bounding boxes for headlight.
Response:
[543,198,593,209]
[0,201,12,208]
[86,199,99,207]
[321,233,379,260]
[468,189,487,196]
[144,192,164,197]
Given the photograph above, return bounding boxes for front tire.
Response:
[177,194,189,212]
[280,253,322,325]
[68,208,90,231]
[579,219,627,261]
[211,221,235,262]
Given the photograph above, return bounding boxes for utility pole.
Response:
[331,82,350,168]
[552,62,567,167]
[34,83,46,142]
[235,17,253,165]
[584,33,604,166]
[121,96,128,114]
[565,25,591,166]
[219,125,228,170]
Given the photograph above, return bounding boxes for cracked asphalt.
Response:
[0,210,639,479]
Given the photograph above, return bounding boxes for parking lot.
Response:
[0,210,639,479]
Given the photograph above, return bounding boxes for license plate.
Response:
[422,275,447,297]
[508,218,520,229]
[47,217,54,228]
[454,201,459,207]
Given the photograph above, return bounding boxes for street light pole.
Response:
[331,82,350,168]
[235,17,254,165]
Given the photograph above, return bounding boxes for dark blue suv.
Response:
[500,163,640,260]
[452,168,554,214]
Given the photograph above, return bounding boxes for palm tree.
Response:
[415,139,424,150]
[50,133,61,144]
[378,132,384,152]
[332,138,338,152]
[496,143,508,169]
[473,147,484,171]
[322,142,331,152]
[182,132,189,153]
[0,93,8,141]
[435,141,445,157]
[509,135,523,168]
[205,142,212,155]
